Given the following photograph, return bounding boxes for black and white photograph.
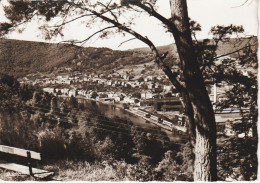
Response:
[0,0,258,181]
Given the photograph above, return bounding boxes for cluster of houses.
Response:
[18,57,256,139]
[18,70,174,93]
[42,86,166,107]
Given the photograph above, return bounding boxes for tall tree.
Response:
[168,1,216,180]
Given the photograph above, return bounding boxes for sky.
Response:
[0,0,258,50]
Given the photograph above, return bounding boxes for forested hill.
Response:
[0,39,155,77]
[131,36,257,56]
[0,37,257,77]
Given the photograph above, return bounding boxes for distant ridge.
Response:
[0,39,80,77]
[0,39,155,77]
[131,36,257,56]
[0,36,257,77]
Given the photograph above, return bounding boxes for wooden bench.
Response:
[0,145,54,179]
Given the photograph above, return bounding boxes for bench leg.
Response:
[27,151,33,176]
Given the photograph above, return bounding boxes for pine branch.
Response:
[62,26,116,44]
[118,38,136,47]
[69,1,185,92]
[97,1,119,23]
[231,0,250,8]
[212,43,257,60]
[48,14,94,28]
[129,1,178,33]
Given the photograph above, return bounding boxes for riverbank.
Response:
[63,95,188,142]
[76,96,187,133]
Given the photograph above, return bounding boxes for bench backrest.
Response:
[0,145,41,160]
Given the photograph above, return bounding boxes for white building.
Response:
[123,97,135,104]
[68,90,76,97]
[164,85,172,93]
[61,88,70,95]
[43,87,55,94]
[141,92,153,99]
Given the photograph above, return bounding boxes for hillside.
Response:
[131,36,257,56]
[0,39,154,77]
[0,37,257,77]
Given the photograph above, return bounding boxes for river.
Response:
[80,99,185,142]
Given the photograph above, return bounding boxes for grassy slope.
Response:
[0,160,129,181]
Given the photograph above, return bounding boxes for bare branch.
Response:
[213,43,257,60]
[9,11,37,30]
[128,2,178,33]
[231,0,250,8]
[97,1,119,23]
[143,2,155,10]
[107,0,113,7]
[62,26,116,44]
[118,38,136,47]
[48,14,94,28]
[55,3,73,30]
[68,1,185,92]
[157,55,186,92]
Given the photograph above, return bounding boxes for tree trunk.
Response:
[181,91,196,147]
[169,0,217,181]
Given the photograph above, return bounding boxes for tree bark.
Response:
[169,0,217,181]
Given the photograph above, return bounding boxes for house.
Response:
[107,80,112,85]
[78,90,86,96]
[121,74,129,80]
[147,83,153,89]
[98,80,104,84]
[108,93,114,98]
[164,85,172,93]
[141,92,153,99]
[225,120,253,138]
[43,87,55,94]
[123,97,135,104]
[68,89,76,97]
[114,97,120,102]
[61,88,70,95]
[146,76,153,81]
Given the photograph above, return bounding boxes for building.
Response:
[154,97,183,112]
[141,92,153,99]
[224,120,253,138]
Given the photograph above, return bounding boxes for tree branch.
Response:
[7,11,37,33]
[231,0,250,8]
[69,1,185,92]
[159,57,186,92]
[128,1,178,33]
[118,38,136,47]
[212,43,257,60]
[62,26,116,45]
[48,14,94,28]
[97,1,119,23]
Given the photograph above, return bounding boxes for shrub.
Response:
[38,129,67,161]
[155,150,192,181]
